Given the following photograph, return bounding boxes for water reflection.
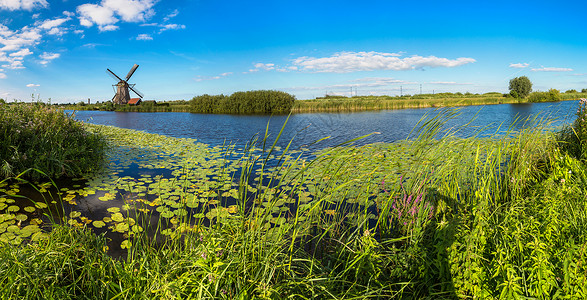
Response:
[71,100,578,150]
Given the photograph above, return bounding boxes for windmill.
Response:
[107,64,143,104]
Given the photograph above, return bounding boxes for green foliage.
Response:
[582,88,587,93]
[0,103,106,179]
[190,90,296,114]
[528,89,561,102]
[566,89,577,93]
[509,76,533,98]
[2,109,587,298]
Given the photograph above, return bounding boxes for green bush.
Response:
[190,90,295,114]
[0,103,106,179]
[528,89,560,102]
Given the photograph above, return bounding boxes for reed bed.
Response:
[1,104,587,299]
[0,103,106,180]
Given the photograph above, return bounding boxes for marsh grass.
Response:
[1,106,587,299]
[0,103,107,180]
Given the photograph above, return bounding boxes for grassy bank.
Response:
[60,92,587,114]
[292,92,587,113]
[1,104,587,298]
[0,103,106,180]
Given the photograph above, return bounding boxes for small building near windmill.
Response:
[128,98,142,105]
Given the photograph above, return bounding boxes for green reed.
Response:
[0,102,107,180]
[1,105,587,299]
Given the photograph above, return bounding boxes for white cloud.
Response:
[38,17,70,30]
[76,0,157,30]
[194,72,232,82]
[194,75,221,82]
[99,24,119,32]
[9,48,32,57]
[531,67,573,72]
[159,23,185,32]
[39,51,59,65]
[103,0,156,22]
[2,60,24,69]
[0,26,42,51]
[253,63,275,71]
[77,3,117,26]
[26,83,39,87]
[0,73,6,79]
[0,24,13,37]
[163,9,178,22]
[0,0,48,10]
[509,63,529,68]
[48,27,66,35]
[292,51,476,73]
[136,33,152,40]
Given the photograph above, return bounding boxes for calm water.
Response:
[71,101,578,150]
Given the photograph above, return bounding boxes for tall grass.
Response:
[0,103,107,180]
[1,106,587,298]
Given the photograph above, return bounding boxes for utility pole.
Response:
[420,84,422,95]
[400,86,403,97]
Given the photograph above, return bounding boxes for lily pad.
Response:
[93,220,106,228]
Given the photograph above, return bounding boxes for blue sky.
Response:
[1,0,586,103]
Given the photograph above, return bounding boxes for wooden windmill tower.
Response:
[107,64,143,104]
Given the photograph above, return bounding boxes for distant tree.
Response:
[0,98,5,104]
[566,89,577,93]
[509,76,532,98]
[582,88,587,93]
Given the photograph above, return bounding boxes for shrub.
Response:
[566,89,577,93]
[528,89,560,102]
[190,90,295,114]
[0,103,106,179]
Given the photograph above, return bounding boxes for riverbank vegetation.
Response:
[190,90,296,114]
[57,90,587,114]
[291,91,586,112]
[1,101,587,298]
[0,103,106,180]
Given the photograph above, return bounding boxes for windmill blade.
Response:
[107,68,125,82]
[125,64,139,81]
[129,85,144,98]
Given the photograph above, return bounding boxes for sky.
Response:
[1,0,587,103]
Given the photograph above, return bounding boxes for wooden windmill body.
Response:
[107,64,143,104]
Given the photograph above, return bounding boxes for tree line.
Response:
[508,76,587,102]
[190,90,296,114]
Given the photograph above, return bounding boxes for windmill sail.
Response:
[107,65,141,105]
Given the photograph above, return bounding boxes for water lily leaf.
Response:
[160,211,174,218]
[93,220,106,228]
[131,225,143,233]
[23,206,36,213]
[6,225,19,233]
[114,223,129,232]
[107,207,120,213]
[120,240,132,249]
[69,211,82,218]
[15,214,27,222]
[35,202,48,209]
[31,231,48,242]
[111,213,124,222]
[7,206,19,213]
